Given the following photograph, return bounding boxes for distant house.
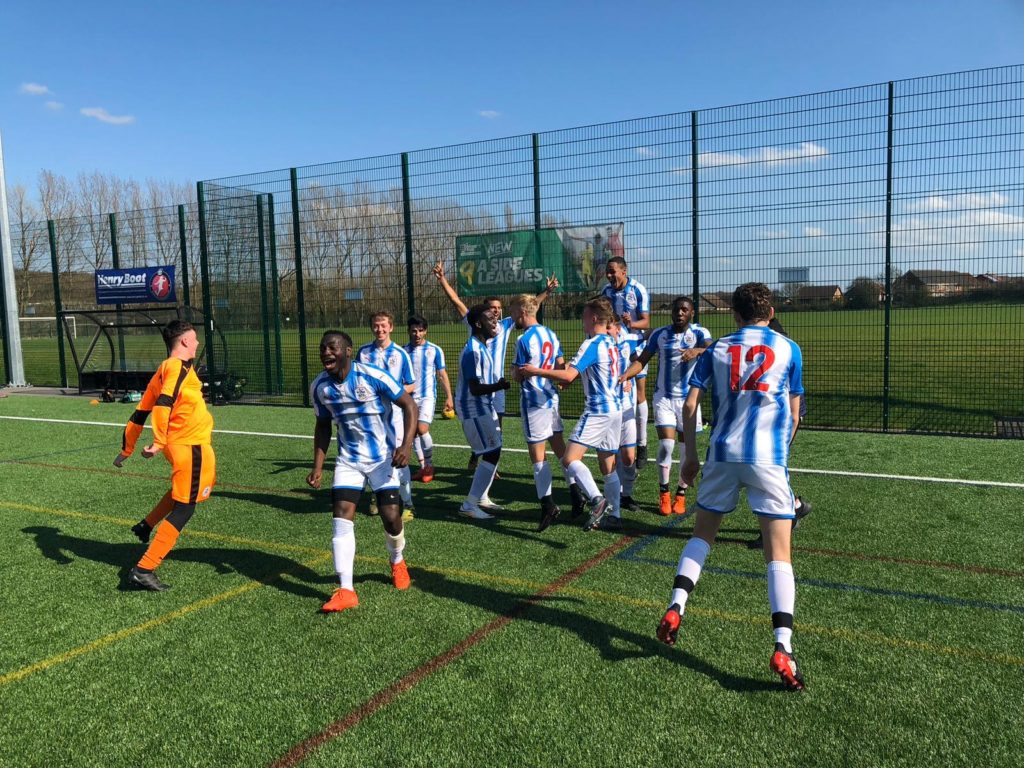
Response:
[795,285,843,304]
[699,292,733,312]
[894,270,982,299]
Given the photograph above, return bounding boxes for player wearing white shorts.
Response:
[432,260,558,469]
[307,331,418,614]
[520,298,623,533]
[357,310,416,519]
[602,257,652,469]
[656,283,806,692]
[610,318,641,516]
[455,304,512,520]
[621,296,712,516]
[509,293,579,531]
[405,314,454,485]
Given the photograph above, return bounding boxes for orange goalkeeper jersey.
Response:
[121,357,214,454]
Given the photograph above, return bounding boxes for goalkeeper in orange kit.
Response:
[114,320,216,591]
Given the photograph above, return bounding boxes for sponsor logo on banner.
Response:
[95,266,177,305]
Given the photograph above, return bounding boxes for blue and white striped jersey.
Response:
[463,315,516,377]
[602,278,650,336]
[690,325,804,466]
[514,324,564,410]
[356,341,414,390]
[310,363,405,464]
[404,341,446,401]
[615,329,641,411]
[569,334,624,415]
[456,336,498,419]
[647,323,713,400]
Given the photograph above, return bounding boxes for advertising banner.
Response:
[95,266,177,305]
[455,223,623,296]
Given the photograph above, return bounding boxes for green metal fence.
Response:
[7,65,1024,435]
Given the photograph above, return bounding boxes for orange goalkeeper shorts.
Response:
[164,444,217,504]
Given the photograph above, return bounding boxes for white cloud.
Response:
[762,229,789,238]
[803,226,825,237]
[45,101,63,111]
[80,106,135,125]
[478,110,500,119]
[19,82,51,96]
[636,147,657,158]
[908,192,1009,212]
[699,141,829,169]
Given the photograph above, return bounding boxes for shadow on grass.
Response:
[411,568,779,693]
[22,525,333,600]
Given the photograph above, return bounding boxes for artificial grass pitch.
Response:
[0,395,1021,767]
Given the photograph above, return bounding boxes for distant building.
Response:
[894,270,982,299]
[795,284,843,304]
[698,292,733,312]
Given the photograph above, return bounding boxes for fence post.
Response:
[177,204,191,307]
[108,213,127,373]
[883,82,894,433]
[289,168,311,406]
[401,153,416,318]
[47,220,68,387]
[256,195,273,395]
[690,111,700,321]
[533,133,545,324]
[267,193,284,395]
[196,182,217,396]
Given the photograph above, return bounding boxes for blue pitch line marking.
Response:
[616,512,692,563]
[624,555,1024,616]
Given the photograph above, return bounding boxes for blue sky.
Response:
[2,0,1022,191]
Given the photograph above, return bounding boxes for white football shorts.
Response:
[695,459,795,519]
[654,396,702,434]
[462,410,503,455]
[521,403,563,444]
[569,411,623,453]
[332,456,399,492]
[415,396,436,425]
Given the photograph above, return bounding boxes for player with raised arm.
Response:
[602,257,652,470]
[509,293,581,531]
[115,320,215,592]
[519,298,623,533]
[620,296,712,516]
[357,310,416,520]
[308,331,418,613]
[404,314,454,484]
[455,304,511,520]
[432,260,558,476]
[655,283,806,691]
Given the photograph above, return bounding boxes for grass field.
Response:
[1,394,1022,767]
[12,302,1024,435]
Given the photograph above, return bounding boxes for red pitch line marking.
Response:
[791,544,1024,580]
[269,535,636,768]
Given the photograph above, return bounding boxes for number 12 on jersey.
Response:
[727,344,774,392]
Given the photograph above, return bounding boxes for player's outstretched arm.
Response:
[307,417,333,488]
[432,260,469,318]
[620,344,655,382]
[520,364,578,385]
[681,388,704,485]
[536,274,559,305]
[437,369,454,412]
[393,393,419,468]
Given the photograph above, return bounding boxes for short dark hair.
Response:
[606,256,627,270]
[407,314,428,329]
[162,320,194,350]
[321,330,353,348]
[731,283,774,323]
[483,296,502,307]
[466,303,489,330]
[672,296,694,312]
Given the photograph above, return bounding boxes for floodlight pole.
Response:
[0,130,26,385]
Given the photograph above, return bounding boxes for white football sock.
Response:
[565,460,600,501]
[670,537,710,611]
[385,529,406,565]
[331,517,355,591]
[603,471,621,517]
[618,460,637,496]
[768,560,796,652]
[657,438,675,486]
[636,400,649,447]
[533,461,553,500]
[420,432,434,465]
[468,460,498,502]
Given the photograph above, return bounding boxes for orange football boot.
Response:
[421,465,435,483]
[411,467,426,481]
[321,588,359,613]
[672,492,686,515]
[658,491,672,516]
[391,560,411,590]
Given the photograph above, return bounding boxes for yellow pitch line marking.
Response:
[7,500,1023,676]
[0,552,332,687]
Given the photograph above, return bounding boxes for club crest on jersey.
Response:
[624,293,637,310]
[683,329,696,347]
[354,385,374,402]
